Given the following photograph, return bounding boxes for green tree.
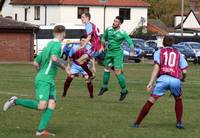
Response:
[144,0,192,26]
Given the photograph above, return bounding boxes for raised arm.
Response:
[124,32,134,56]
[146,64,160,91]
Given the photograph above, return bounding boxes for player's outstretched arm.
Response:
[146,64,160,91]
[124,32,134,56]
[51,55,67,70]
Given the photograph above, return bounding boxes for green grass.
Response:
[0,63,200,138]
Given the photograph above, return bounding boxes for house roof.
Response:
[147,19,169,36]
[174,11,189,16]
[0,17,39,31]
[10,0,150,7]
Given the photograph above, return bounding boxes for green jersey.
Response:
[102,27,133,52]
[34,39,62,82]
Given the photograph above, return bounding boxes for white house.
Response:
[1,0,150,34]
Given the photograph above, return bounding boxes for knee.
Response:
[48,100,56,110]
[115,69,122,75]
[38,101,48,110]
[175,96,182,100]
[104,67,111,72]
[148,96,158,104]
[67,76,74,81]
[84,75,90,83]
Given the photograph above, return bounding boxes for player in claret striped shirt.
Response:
[132,36,188,129]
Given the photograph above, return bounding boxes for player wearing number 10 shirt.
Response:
[132,36,188,129]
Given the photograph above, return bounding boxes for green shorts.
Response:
[35,80,56,101]
[104,50,124,69]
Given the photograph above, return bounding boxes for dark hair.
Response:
[115,16,124,24]
[163,36,175,47]
[53,25,65,33]
[80,35,87,40]
[82,12,91,20]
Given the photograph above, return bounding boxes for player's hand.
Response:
[146,83,153,92]
[180,77,185,82]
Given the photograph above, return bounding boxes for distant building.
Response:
[174,10,200,35]
[0,17,38,62]
[147,19,170,47]
[1,0,150,33]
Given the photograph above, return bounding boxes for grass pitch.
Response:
[0,63,199,138]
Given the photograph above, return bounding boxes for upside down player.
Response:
[74,12,104,80]
[3,25,68,136]
[132,36,188,129]
[62,36,95,99]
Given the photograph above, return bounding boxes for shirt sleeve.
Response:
[179,54,188,70]
[154,50,161,65]
[85,23,93,35]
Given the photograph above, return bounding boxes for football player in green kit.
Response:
[3,25,67,136]
[98,16,134,101]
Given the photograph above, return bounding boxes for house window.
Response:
[119,8,131,20]
[34,6,40,20]
[24,8,28,21]
[77,7,89,19]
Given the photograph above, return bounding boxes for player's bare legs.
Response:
[133,96,158,128]
[62,75,74,99]
[85,75,94,98]
[75,54,94,79]
[174,96,184,129]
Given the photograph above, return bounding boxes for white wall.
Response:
[12,5,61,25]
[59,6,147,34]
[1,0,13,17]
[174,16,186,27]
[46,6,61,25]
[60,6,105,33]
[7,4,148,34]
[60,6,83,24]
[183,12,200,28]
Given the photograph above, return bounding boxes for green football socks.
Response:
[37,108,54,131]
[116,74,127,93]
[15,99,38,110]
[102,71,110,88]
